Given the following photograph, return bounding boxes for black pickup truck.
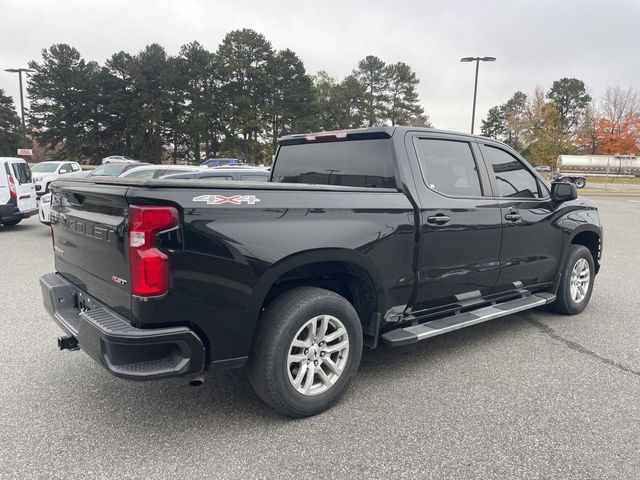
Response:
[40,127,602,417]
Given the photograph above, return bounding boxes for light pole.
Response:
[4,67,34,131]
[460,57,496,134]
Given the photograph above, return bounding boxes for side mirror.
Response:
[551,182,577,202]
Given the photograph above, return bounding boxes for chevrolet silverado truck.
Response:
[40,127,602,417]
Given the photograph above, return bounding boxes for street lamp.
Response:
[460,57,496,134]
[4,67,34,130]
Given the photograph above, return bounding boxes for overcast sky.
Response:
[1,0,638,132]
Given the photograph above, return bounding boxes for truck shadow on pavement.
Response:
[61,310,555,430]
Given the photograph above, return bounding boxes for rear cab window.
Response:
[272,138,397,188]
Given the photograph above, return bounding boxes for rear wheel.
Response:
[574,178,586,188]
[552,245,594,314]
[248,287,363,417]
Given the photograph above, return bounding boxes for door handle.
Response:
[504,211,521,221]
[427,214,451,225]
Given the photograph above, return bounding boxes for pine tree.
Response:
[0,89,22,156]
[503,91,528,151]
[178,41,213,163]
[386,62,430,127]
[356,56,388,127]
[129,44,171,163]
[547,78,591,136]
[100,51,137,158]
[313,71,340,131]
[162,55,189,163]
[332,75,368,129]
[28,44,101,161]
[216,29,274,162]
[267,49,317,152]
[481,105,506,139]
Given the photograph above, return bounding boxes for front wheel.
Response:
[248,287,363,417]
[552,245,595,314]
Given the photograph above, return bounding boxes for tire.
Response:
[1,218,21,226]
[552,245,595,314]
[574,178,586,189]
[248,287,363,418]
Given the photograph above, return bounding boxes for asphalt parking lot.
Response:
[1,194,639,480]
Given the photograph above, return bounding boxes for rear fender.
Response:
[244,248,386,346]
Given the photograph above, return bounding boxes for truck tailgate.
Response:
[50,182,132,317]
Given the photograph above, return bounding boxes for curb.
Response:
[581,191,640,196]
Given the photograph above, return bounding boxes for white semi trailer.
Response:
[556,154,640,188]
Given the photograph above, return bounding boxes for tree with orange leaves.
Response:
[593,86,640,155]
[594,116,640,155]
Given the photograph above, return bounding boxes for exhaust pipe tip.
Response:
[188,374,205,387]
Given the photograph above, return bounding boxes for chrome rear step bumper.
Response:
[382,292,555,347]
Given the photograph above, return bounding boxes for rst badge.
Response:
[193,194,261,205]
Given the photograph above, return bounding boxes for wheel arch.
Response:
[570,228,602,273]
[248,249,387,349]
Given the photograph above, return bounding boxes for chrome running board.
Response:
[381,292,555,347]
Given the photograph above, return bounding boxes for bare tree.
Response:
[600,86,639,127]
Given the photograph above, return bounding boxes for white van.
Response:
[0,157,38,226]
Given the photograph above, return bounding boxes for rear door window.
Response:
[416,138,483,197]
[482,146,541,198]
[11,162,33,184]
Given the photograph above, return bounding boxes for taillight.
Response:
[128,205,179,296]
[7,176,16,198]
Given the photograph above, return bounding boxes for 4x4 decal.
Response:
[193,194,261,205]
